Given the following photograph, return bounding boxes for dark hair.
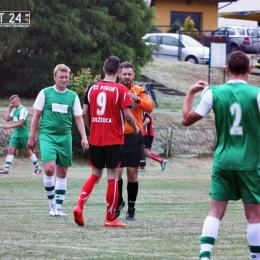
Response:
[120,61,134,71]
[104,56,120,75]
[227,51,249,75]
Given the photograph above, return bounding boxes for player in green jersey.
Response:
[182,51,260,260]
[0,95,42,175]
[28,64,89,217]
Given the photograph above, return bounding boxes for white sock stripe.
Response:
[200,244,214,253]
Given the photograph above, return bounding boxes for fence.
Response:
[153,126,216,157]
[0,125,216,158]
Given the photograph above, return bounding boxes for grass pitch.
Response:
[0,157,250,260]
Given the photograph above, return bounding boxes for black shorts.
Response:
[89,144,126,169]
[143,136,154,149]
[123,131,146,167]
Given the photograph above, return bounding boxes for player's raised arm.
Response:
[182,80,208,126]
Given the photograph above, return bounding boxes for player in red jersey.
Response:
[73,56,139,228]
[139,112,167,172]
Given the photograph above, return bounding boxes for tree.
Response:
[0,0,155,97]
[167,19,183,33]
[181,16,199,36]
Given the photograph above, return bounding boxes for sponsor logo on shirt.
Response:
[52,103,68,113]
[93,84,116,92]
[92,117,112,123]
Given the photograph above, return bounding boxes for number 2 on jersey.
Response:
[229,102,243,135]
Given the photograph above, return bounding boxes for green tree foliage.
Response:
[149,25,162,33]
[0,0,155,98]
[167,19,183,33]
[181,16,199,36]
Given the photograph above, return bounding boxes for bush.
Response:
[167,19,183,33]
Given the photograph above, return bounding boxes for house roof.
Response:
[219,10,260,22]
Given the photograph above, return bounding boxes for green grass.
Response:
[0,157,251,260]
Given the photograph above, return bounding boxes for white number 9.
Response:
[96,92,106,116]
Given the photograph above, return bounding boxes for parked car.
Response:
[210,25,260,53]
[142,33,209,64]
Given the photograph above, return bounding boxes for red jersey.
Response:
[84,81,132,146]
[142,112,154,137]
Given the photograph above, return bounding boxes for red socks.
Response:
[149,152,164,163]
[77,174,100,209]
[106,179,118,221]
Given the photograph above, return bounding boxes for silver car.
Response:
[142,33,209,64]
[210,25,260,53]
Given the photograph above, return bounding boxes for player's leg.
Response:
[0,135,17,174]
[115,167,125,218]
[104,145,126,227]
[55,165,69,216]
[126,166,139,220]
[104,168,126,227]
[245,203,260,260]
[200,167,231,259]
[54,135,73,216]
[43,161,57,216]
[22,136,42,174]
[139,136,149,172]
[240,170,260,259]
[40,135,58,216]
[124,132,145,221]
[73,145,103,226]
[200,199,227,260]
[115,146,126,218]
[146,136,167,171]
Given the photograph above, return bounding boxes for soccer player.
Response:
[28,64,89,217]
[73,56,139,227]
[0,95,42,175]
[115,61,154,221]
[182,51,260,260]
[139,112,167,172]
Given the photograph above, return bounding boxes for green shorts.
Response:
[40,133,72,166]
[9,136,28,149]
[210,167,260,203]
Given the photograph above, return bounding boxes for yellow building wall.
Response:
[152,0,219,32]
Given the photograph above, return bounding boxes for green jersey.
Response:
[11,105,29,138]
[38,86,78,135]
[194,82,260,170]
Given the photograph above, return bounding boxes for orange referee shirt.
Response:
[124,83,154,134]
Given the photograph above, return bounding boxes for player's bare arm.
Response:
[182,80,208,126]
[5,104,14,122]
[82,104,90,130]
[3,119,25,130]
[28,109,42,150]
[74,115,89,151]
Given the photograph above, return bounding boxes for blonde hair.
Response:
[10,94,19,101]
[53,64,71,76]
